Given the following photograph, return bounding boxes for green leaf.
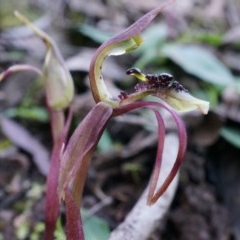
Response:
[5,107,49,122]
[195,32,222,46]
[54,218,66,240]
[220,127,240,148]
[82,209,110,240]
[78,24,112,44]
[161,44,234,86]
[98,130,113,153]
[137,23,168,54]
[134,23,168,68]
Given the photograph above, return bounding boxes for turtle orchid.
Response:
[0,1,209,239]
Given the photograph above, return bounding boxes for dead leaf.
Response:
[0,117,49,175]
[67,0,107,17]
[120,0,167,11]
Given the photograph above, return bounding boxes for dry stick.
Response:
[109,133,179,240]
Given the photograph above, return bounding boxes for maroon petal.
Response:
[149,104,187,205]
[113,100,187,205]
[146,108,165,203]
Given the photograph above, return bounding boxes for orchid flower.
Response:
[0,1,210,239]
[58,0,209,239]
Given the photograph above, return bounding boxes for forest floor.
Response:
[0,0,240,239]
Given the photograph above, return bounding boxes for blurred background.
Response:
[0,0,240,239]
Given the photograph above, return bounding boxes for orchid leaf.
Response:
[58,102,113,205]
[89,0,173,105]
[58,102,112,240]
[161,44,234,86]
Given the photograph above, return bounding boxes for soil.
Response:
[0,0,240,239]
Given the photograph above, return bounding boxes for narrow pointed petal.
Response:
[113,101,187,205]
[146,109,165,203]
[0,64,42,81]
[89,0,173,105]
[58,102,113,206]
[149,105,187,205]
